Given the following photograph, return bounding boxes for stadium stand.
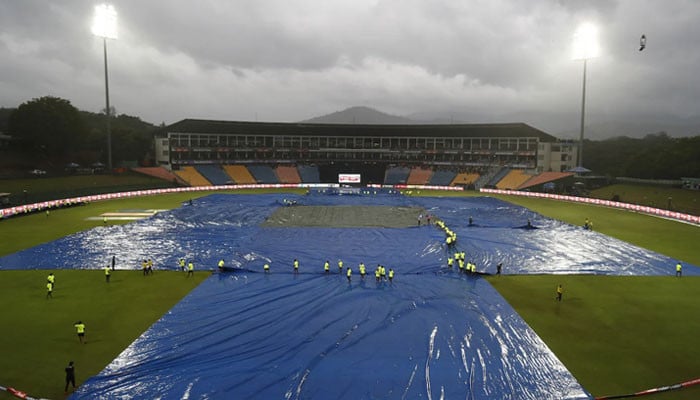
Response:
[195,165,232,185]
[174,166,212,186]
[297,164,320,183]
[223,165,257,184]
[247,165,279,184]
[406,166,433,185]
[319,163,385,185]
[450,172,480,186]
[156,120,579,185]
[131,167,186,185]
[384,166,411,185]
[473,167,497,189]
[496,169,531,190]
[428,169,457,186]
[518,171,574,191]
[275,165,302,184]
[486,167,511,187]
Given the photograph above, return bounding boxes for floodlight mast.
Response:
[572,23,599,169]
[578,59,587,168]
[92,4,118,171]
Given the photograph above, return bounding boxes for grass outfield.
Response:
[1,173,178,206]
[0,269,208,400]
[487,275,700,399]
[1,188,699,399]
[1,174,173,197]
[590,183,700,216]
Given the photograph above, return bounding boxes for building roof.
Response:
[518,172,574,190]
[162,119,558,141]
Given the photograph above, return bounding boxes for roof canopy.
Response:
[162,119,558,142]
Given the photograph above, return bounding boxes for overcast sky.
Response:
[1,0,699,134]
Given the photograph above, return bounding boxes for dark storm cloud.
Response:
[1,0,699,134]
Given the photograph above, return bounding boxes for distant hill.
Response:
[301,106,415,124]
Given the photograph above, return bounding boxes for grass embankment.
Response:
[0,270,208,400]
[590,183,700,216]
[0,173,177,205]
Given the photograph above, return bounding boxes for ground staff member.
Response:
[65,361,76,393]
[187,262,194,277]
[74,321,86,344]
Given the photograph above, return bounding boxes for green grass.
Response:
[590,183,700,216]
[487,275,700,399]
[0,173,177,205]
[0,174,171,195]
[0,269,208,400]
[1,186,699,399]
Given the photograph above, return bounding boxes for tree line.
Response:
[584,133,700,179]
[1,96,156,170]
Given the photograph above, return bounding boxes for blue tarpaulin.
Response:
[1,193,693,277]
[2,192,695,399]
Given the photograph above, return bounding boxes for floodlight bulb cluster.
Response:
[92,4,118,39]
[572,22,599,60]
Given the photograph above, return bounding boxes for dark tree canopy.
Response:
[8,96,88,161]
[585,132,700,179]
[5,96,156,168]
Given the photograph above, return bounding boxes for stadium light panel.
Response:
[572,22,599,60]
[91,4,118,39]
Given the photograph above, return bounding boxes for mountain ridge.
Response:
[301,106,699,139]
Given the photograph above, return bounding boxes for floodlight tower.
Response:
[572,23,599,168]
[92,4,118,171]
